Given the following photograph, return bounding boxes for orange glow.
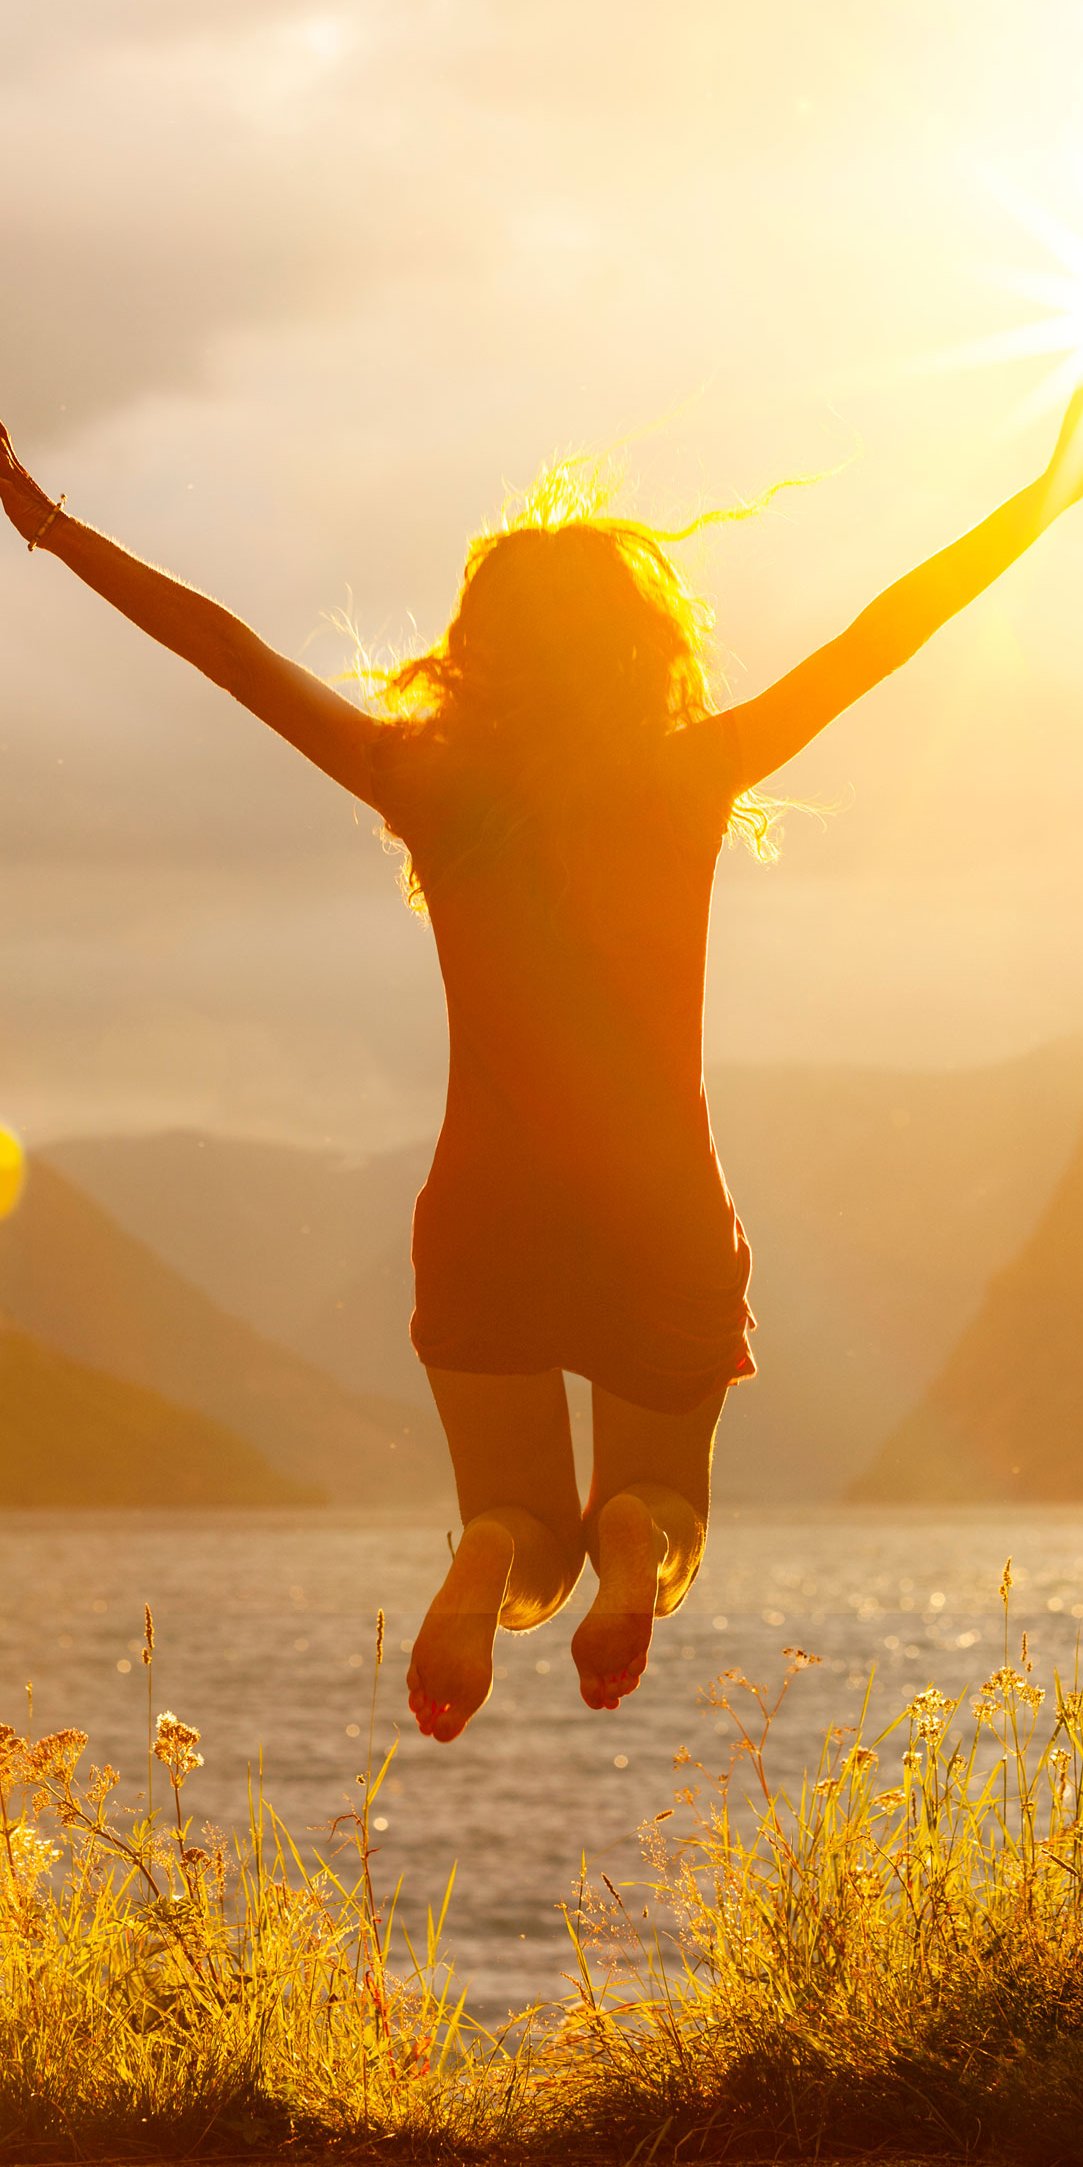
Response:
[0,1124,25,1219]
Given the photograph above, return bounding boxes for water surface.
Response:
[3,1505,1082,2016]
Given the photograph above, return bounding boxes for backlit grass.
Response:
[2,1565,1081,2162]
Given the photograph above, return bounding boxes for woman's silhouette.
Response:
[4,400,1081,1740]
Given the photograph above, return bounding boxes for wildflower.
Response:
[1049,1747,1071,1802]
[783,1647,821,1670]
[874,1787,906,1814]
[976,1665,1045,1715]
[153,1711,204,1786]
[25,1729,89,1782]
[1,1822,60,1893]
[902,1748,922,1772]
[1054,1690,1083,1736]
[851,1746,879,1770]
[86,1764,120,1808]
[850,1866,880,1898]
[905,1687,952,1742]
[0,1725,29,1787]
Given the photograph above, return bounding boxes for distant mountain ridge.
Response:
[38,1039,1083,1499]
[851,1116,1083,1502]
[0,1159,452,1509]
[0,1317,319,1507]
[42,1131,431,1409]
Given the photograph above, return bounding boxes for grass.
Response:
[2,1565,1082,2164]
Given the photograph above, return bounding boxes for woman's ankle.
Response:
[586,1484,703,1616]
[462,1507,585,1630]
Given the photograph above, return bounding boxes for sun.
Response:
[918,168,1083,429]
[0,1124,25,1219]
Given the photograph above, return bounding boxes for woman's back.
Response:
[375,715,756,1411]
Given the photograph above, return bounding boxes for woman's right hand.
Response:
[1045,386,1083,508]
[0,421,58,546]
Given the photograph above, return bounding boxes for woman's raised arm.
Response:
[727,389,1083,793]
[0,422,380,804]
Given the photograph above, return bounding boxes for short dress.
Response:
[366,713,757,1416]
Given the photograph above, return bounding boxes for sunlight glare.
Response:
[915,167,1083,431]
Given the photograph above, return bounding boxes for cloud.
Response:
[8,0,1083,1155]
[2,7,509,443]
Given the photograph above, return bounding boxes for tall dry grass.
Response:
[2,1565,1082,2163]
[548,1559,1083,2161]
[0,1606,524,2158]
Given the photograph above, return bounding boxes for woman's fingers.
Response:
[0,424,24,484]
[1050,386,1083,474]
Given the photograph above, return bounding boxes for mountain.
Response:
[0,1318,319,1508]
[37,1040,1083,1498]
[850,1117,1083,1502]
[705,1040,1083,1494]
[40,1132,433,1409]
[0,1159,452,1509]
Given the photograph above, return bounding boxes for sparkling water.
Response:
[3,1505,1082,2018]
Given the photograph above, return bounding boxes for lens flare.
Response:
[916,167,1083,429]
[0,1125,26,1219]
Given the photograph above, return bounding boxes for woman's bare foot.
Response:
[571,1491,667,1710]
[407,1517,514,1742]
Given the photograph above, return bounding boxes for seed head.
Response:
[999,1556,1013,1605]
[375,1609,385,1666]
[143,1604,155,1664]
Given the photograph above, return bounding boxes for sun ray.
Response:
[903,169,1083,427]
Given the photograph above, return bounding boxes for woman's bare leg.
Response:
[571,1384,727,1710]
[408,1367,586,1742]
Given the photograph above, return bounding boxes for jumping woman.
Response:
[3,398,1081,1741]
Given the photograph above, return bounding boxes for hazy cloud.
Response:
[7,1,1083,1150]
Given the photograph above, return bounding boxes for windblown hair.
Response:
[355,461,796,913]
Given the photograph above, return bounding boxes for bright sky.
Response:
[5,0,1083,1151]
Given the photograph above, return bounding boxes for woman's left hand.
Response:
[0,421,58,546]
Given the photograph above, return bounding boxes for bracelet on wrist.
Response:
[28,494,67,553]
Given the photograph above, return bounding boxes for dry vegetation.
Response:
[2,1570,1082,2164]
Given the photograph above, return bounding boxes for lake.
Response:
[3,1504,1082,2019]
